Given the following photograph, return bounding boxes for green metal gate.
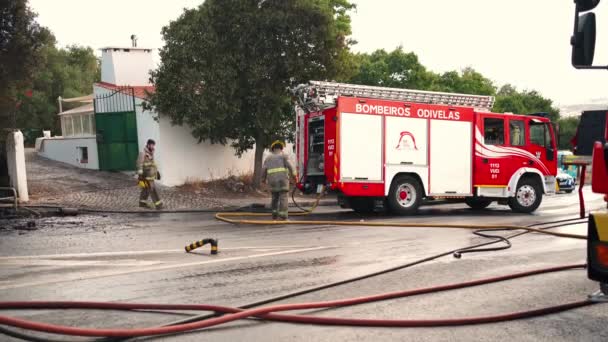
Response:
[94,87,139,171]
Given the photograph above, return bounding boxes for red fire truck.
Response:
[293,81,558,214]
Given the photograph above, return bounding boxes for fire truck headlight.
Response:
[594,243,608,269]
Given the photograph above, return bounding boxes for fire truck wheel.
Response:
[388,175,422,215]
[508,178,543,213]
[464,197,492,210]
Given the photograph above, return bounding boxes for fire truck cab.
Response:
[293,81,558,214]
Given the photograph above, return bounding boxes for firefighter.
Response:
[137,139,163,210]
[262,140,296,220]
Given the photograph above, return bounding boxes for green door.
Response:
[94,88,139,171]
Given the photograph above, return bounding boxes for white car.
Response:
[556,169,576,193]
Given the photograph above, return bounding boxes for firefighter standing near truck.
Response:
[137,139,163,210]
[262,140,296,220]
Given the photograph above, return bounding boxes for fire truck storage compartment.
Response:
[429,120,473,195]
[385,116,428,166]
[340,113,383,181]
[307,116,325,176]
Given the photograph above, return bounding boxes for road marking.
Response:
[0,259,163,267]
[0,246,331,290]
[0,246,319,260]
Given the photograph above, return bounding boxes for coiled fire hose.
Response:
[0,264,596,338]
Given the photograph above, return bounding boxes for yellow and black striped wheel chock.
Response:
[185,238,218,254]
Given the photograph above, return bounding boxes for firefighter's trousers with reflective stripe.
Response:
[140,181,162,206]
[271,191,288,219]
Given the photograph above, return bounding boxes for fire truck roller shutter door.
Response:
[340,113,382,182]
[385,116,428,166]
[429,120,473,195]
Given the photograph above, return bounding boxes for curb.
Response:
[22,199,339,215]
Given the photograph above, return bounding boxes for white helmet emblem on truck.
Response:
[396,131,419,151]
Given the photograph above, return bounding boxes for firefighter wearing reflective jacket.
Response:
[262,141,296,220]
[137,139,163,210]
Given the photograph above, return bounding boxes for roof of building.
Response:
[100,46,153,52]
[58,103,94,116]
[95,82,156,100]
[60,94,94,104]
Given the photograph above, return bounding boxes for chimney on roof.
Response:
[100,39,154,86]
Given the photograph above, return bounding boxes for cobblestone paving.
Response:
[25,151,329,211]
[26,151,253,211]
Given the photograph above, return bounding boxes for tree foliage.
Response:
[431,67,496,96]
[345,48,560,122]
[150,0,356,186]
[16,45,100,133]
[345,48,435,89]
[0,0,54,129]
[556,116,580,150]
[344,48,496,96]
[493,84,561,122]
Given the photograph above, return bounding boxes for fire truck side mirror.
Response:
[572,12,597,67]
[576,0,601,12]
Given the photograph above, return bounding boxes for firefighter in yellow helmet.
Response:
[137,139,163,210]
[262,140,296,220]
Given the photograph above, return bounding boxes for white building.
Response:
[38,44,257,186]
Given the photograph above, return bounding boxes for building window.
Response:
[73,115,83,136]
[484,118,505,145]
[60,114,95,137]
[63,116,73,136]
[78,147,88,164]
[509,120,525,146]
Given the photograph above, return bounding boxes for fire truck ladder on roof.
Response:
[292,81,495,113]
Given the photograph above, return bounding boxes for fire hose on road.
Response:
[0,264,596,338]
[0,192,599,340]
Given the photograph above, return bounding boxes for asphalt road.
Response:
[0,190,607,341]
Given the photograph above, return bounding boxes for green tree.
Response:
[556,116,580,150]
[149,0,355,187]
[0,0,54,129]
[345,48,435,89]
[493,84,561,122]
[430,67,496,96]
[16,45,100,133]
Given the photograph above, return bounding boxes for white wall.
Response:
[157,117,257,186]
[135,98,160,160]
[6,131,28,202]
[100,48,154,86]
[38,137,99,170]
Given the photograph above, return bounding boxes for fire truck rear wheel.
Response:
[465,197,493,210]
[388,175,422,215]
[508,178,543,213]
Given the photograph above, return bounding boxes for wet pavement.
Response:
[0,189,607,341]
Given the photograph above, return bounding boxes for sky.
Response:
[28,0,608,106]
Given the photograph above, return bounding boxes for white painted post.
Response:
[6,131,29,202]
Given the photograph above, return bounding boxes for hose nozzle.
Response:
[185,238,218,255]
